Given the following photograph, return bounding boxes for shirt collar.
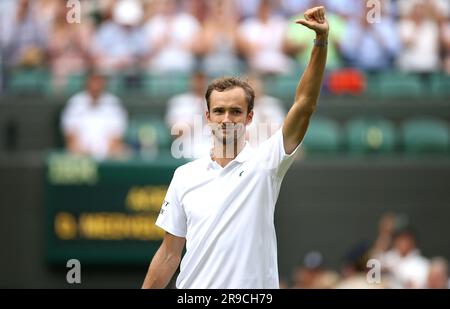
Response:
[205,142,253,170]
[234,142,253,163]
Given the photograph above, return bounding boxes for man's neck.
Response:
[89,92,101,104]
[211,138,246,168]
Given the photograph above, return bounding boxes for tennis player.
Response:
[142,5,329,289]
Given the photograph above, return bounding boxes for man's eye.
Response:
[233,110,241,114]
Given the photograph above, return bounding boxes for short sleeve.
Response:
[61,96,81,135]
[155,168,187,238]
[257,127,301,179]
[107,98,128,137]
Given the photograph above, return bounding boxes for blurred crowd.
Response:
[283,212,449,289]
[1,0,450,93]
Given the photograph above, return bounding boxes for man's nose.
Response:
[222,112,233,124]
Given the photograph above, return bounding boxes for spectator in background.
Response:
[291,251,339,289]
[335,243,385,289]
[397,0,449,21]
[397,1,441,75]
[61,71,128,160]
[284,0,345,70]
[144,0,201,73]
[426,257,449,289]
[246,74,286,146]
[48,2,93,92]
[196,0,241,76]
[340,3,400,72]
[2,0,48,69]
[369,212,396,258]
[91,0,147,74]
[237,0,292,75]
[377,227,430,288]
[186,0,209,25]
[165,71,210,159]
[35,0,59,26]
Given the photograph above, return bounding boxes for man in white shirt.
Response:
[142,6,329,289]
[378,227,430,289]
[61,72,128,160]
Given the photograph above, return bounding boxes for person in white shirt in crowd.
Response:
[91,0,147,74]
[144,0,201,73]
[165,71,211,159]
[61,71,128,160]
[47,2,93,92]
[340,2,400,72]
[246,73,286,147]
[237,0,293,75]
[1,0,48,69]
[426,257,449,289]
[196,0,241,76]
[142,5,329,289]
[397,0,444,74]
[378,227,430,289]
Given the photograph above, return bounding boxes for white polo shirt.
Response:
[61,91,127,160]
[155,128,300,289]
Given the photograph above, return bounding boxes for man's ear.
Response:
[206,110,210,122]
[246,110,254,126]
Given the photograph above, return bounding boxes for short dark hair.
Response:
[394,226,418,243]
[85,69,107,82]
[205,76,255,114]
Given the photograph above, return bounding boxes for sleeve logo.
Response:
[159,200,170,215]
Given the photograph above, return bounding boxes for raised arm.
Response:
[282,6,329,154]
[141,232,185,289]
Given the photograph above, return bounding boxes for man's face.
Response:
[206,87,253,144]
[87,75,106,100]
[394,234,416,257]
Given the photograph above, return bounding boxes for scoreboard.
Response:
[45,152,186,264]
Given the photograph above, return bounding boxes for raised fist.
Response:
[296,6,329,36]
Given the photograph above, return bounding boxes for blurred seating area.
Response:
[302,116,450,155]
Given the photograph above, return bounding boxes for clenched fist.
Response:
[296,6,329,36]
